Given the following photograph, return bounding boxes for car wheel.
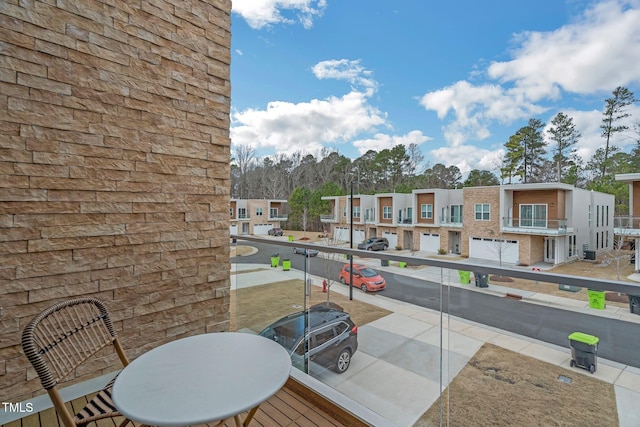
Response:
[589,364,595,374]
[334,348,351,373]
[367,247,372,251]
[293,248,297,254]
[361,284,367,292]
[383,245,388,250]
[340,276,347,285]
[570,360,576,368]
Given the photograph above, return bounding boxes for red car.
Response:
[339,263,386,292]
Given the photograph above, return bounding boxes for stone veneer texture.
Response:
[0,0,232,401]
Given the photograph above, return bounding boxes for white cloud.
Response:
[420,81,546,146]
[235,49,243,56]
[352,130,431,155]
[312,59,378,94]
[231,91,387,154]
[488,0,640,97]
[420,0,640,148]
[430,145,505,178]
[232,0,327,30]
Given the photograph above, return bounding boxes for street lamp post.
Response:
[349,180,353,301]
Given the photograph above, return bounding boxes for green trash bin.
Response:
[398,261,407,268]
[288,235,294,242]
[458,270,470,284]
[270,255,280,268]
[587,289,606,309]
[568,332,599,373]
[282,259,291,271]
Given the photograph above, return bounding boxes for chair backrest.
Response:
[22,298,128,390]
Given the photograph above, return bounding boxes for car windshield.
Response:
[365,239,375,244]
[360,267,379,278]
[260,315,304,352]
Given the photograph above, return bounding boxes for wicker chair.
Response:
[21,298,131,427]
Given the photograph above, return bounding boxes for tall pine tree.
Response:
[547,112,580,183]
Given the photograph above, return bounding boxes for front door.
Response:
[241,222,249,234]
[449,231,461,254]
[544,237,555,263]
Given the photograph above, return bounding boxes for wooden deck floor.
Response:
[2,380,367,427]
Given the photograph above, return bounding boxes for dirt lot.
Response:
[416,343,618,427]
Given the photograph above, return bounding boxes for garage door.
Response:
[230,224,237,235]
[382,232,398,249]
[420,233,440,253]
[253,224,274,235]
[469,237,519,264]
[353,229,365,244]
[333,227,348,242]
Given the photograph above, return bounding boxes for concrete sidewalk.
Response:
[232,261,640,427]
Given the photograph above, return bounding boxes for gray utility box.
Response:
[584,250,596,260]
[629,295,640,315]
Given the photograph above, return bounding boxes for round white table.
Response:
[112,333,291,427]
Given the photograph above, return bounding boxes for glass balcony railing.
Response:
[231,235,640,427]
[503,217,568,234]
[320,214,336,221]
[614,216,640,231]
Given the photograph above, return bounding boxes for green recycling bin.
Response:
[587,289,606,309]
[282,259,291,271]
[568,332,599,373]
[270,255,280,268]
[458,270,470,284]
[398,261,407,268]
[288,235,294,242]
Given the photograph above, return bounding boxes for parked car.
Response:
[293,247,319,257]
[268,227,283,236]
[339,263,386,292]
[357,237,389,251]
[259,304,358,373]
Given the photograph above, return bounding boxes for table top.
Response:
[112,332,291,427]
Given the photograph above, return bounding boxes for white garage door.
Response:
[230,224,237,235]
[353,229,365,244]
[382,232,398,249]
[253,224,274,235]
[420,233,440,253]
[333,227,349,242]
[469,237,519,264]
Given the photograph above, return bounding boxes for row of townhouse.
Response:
[321,183,614,266]
[230,199,288,235]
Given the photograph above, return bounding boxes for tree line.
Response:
[232,86,638,230]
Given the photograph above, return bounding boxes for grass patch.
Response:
[231,279,391,333]
[415,343,618,427]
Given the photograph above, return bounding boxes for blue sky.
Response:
[230,0,640,177]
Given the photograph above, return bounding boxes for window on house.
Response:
[270,207,278,217]
[596,205,599,227]
[450,205,463,223]
[474,204,490,221]
[238,208,247,219]
[256,207,263,216]
[230,208,234,217]
[343,207,347,217]
[353,206,360,218]
[520,204,547,227]
[421,204,433,219]
[383,206,392,219]
[406,207,412,220]
[588,205,591,227]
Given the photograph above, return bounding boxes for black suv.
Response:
[358,237,389,251]
[259,304,358,374]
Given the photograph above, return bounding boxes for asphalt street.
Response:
[235,240,640,367]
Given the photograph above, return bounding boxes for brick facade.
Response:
[1,0,231,401]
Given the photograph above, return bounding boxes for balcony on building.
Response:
[267,199,289,221]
